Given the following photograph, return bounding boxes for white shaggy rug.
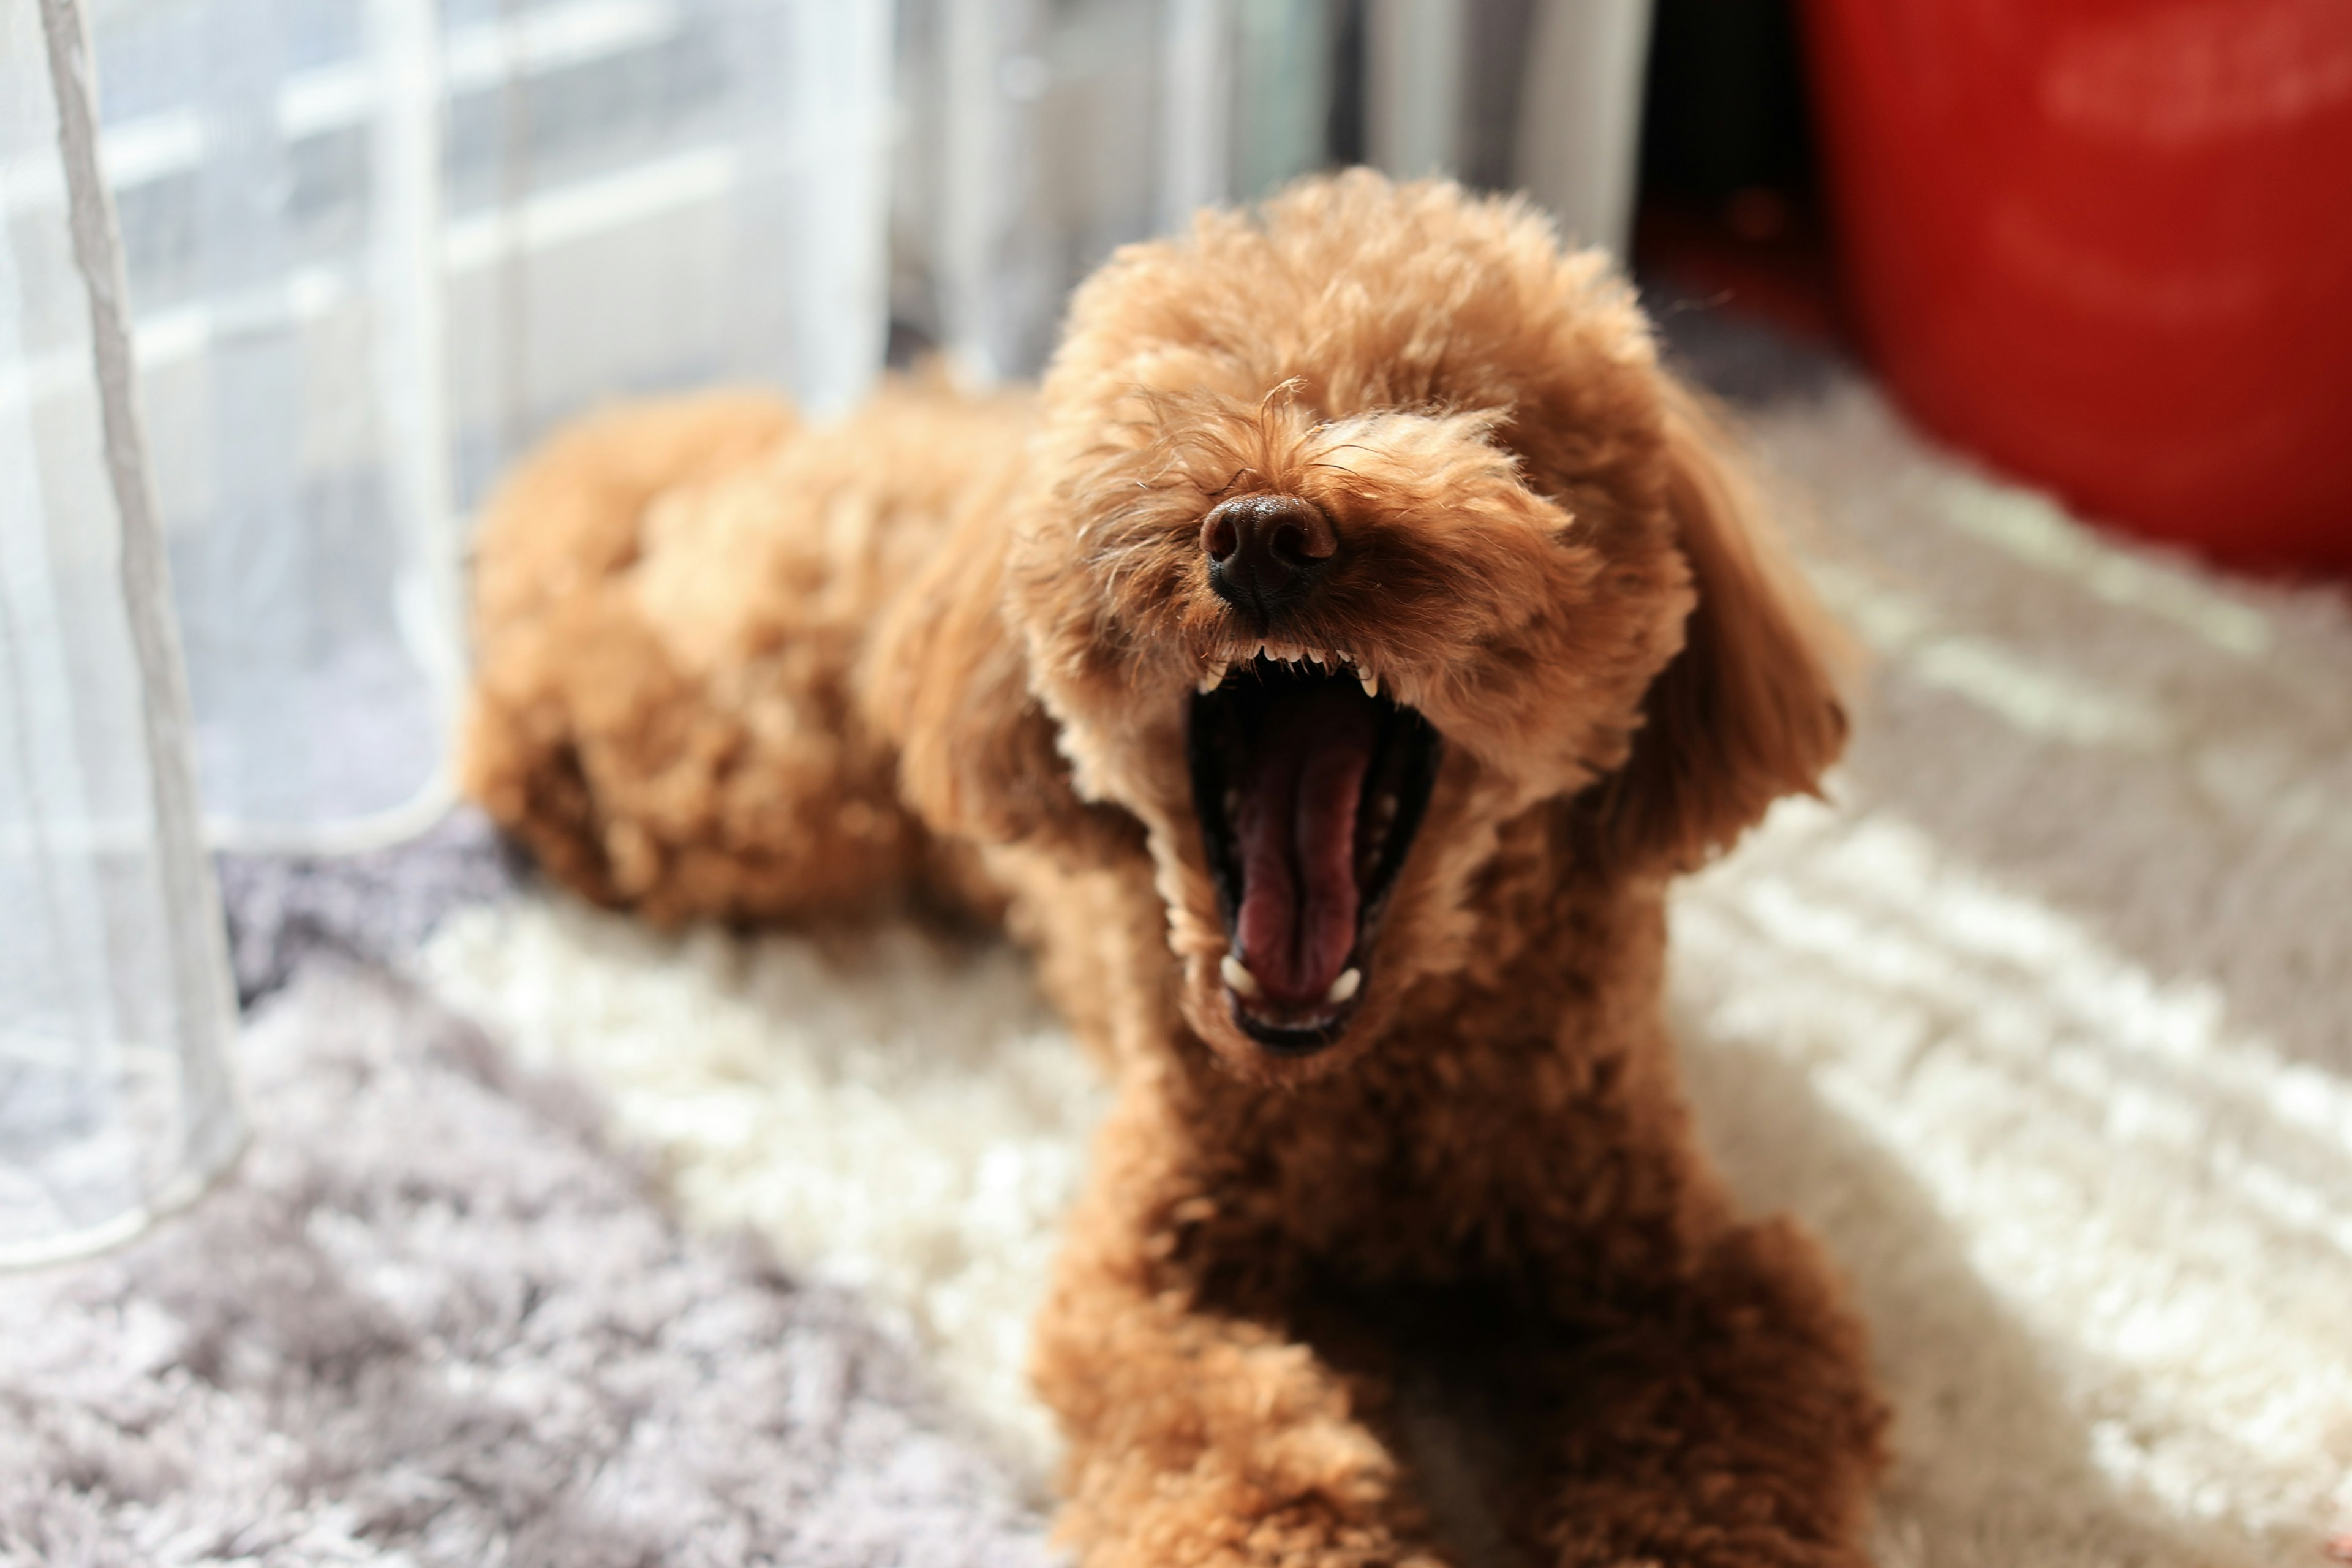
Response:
[423,918,1103,1476]
[418,375,2352,1568]
[0,961,1051,1568]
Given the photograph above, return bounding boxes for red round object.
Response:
[1799,0,2352,576]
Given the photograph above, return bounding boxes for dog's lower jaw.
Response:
[1168,940,1416,1083]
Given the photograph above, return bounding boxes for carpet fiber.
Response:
[0,962,1050,1567]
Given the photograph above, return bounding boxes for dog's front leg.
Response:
[1518,1216,1887,1568]
[1032,1102,1453,1568]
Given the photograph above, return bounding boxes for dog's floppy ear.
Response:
[862,506,1136,862]
[1587,381,1849,872]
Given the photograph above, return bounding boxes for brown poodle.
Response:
[464,172,1887,1567]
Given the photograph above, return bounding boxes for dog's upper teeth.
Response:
[1324,967,1362,1006]
[1220,954,1262,998]
[1197,656,1229,693]
[1359,669,1379,699]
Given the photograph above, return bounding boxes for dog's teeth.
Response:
[1197,657,1229,693]
[1324,968,1362,1005]
[1220,955,1262,998]
[1359,669,1379,699]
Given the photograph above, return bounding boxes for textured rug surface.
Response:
[0,961,1050,1568]
[1681,385,2352,1568]
[418,372,2352,1568]
[214,810,521,1008]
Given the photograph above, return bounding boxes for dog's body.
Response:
[466,175,1886,1566]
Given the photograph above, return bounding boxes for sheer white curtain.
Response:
[3,0,1646,1262]
[102,0,895,848]
[892,0,1651,385]
[2,0,241,1264]
[2,0,892,1261]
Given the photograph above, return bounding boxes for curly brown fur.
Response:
[465,172,1887,1566]
[462,383,1008,924]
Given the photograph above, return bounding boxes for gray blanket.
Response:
[0,960,1051,1568]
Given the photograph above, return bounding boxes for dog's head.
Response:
[895,174,1844,1079]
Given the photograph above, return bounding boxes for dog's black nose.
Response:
[1201,495,1335,618]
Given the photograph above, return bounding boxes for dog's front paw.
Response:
[1060,1446,1452,1568]
[1225,1496,1450,1568]
[1086,1493,1447,1568]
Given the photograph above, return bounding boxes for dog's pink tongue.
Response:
[1233,689,1375,1008]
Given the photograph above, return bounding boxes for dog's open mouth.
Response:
[1188,652,1442,1055]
